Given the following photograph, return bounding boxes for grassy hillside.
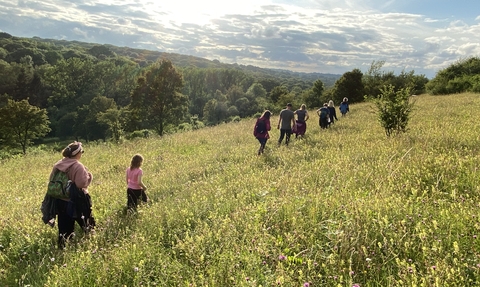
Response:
[1,94,480,286]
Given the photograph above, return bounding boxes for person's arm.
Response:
[137,173,147,190]
[126,170,129,185]
[71,163,92,189]
[277,112,282,129]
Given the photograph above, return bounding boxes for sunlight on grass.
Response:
[1,93,480,286]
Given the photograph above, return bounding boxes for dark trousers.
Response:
[127,188,147,209]
[320,118,328,129]
[278,129,292,145]
[256,137,268,154]
[56,199,86,247]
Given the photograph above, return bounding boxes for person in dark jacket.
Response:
[339,97,349,116]
[253,110,272,155]
[317,103,330,129]
[327,100,338,126]
[49,141,94,249]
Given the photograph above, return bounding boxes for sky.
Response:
[1,0,480,78]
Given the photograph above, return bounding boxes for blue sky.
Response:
[1,0,480,78]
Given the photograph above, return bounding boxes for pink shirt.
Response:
[126,167,143,189]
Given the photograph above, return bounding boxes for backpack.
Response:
[47,169,71,199]
[320,108,328,118]
[255,119,266,134]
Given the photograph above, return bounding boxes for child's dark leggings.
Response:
[127,188,147,209]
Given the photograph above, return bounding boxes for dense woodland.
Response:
[1,31,478,154]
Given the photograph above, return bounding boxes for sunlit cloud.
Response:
[1,0,480,78]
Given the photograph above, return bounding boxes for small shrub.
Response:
[178,123,193,131]
[369,84,415,137]
[127,129,151,140]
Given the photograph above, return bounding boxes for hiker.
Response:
[293,104,309,138]
[253,110,272,155]
[50,141,94,249]
[277,103,295,146]
[339,97,349,116]
[126,154,148,209]
[317,103,330,129]
[327,100,338,126]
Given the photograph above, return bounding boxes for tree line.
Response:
[4,32,475,155]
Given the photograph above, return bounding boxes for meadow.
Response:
[1,93,480,286]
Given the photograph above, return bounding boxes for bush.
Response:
[126,129,151,140]
[368,85,415,137]
[178,123,193,131]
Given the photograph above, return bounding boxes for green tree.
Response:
[97,107,126,142]
[331,69,364,104]
[130,59,188,135]
[245,83,267,100]
[0,99,50,154]
[426,57,480,95]
[270,85,289,104]
[302,79,324,108]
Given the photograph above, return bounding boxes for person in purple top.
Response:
[253,110,272,155]
[293,104,309,138]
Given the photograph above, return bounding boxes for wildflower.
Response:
[303,282,310,287]
[365,258,371,262]
[431,266,436,270]
[278,255,286,261]
[350,271,355,275]
[134,267,139,272]
[353,284,360,287]
[50,257,55,262]
[474,235,477,239]
[246,277,250,281]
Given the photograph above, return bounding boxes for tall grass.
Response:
[1,93,480,286]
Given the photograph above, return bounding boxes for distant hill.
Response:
[29,35,340,87]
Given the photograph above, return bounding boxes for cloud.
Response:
[1,0,480,78]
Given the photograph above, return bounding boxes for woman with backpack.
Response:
[49,141,94,249]
[317,103,330,129]
[253,110,272,155]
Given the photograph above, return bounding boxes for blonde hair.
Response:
[300,104,306,110]
[261,110,271,119]
[328,100,334,107]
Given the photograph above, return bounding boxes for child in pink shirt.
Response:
[126,154,148,209]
